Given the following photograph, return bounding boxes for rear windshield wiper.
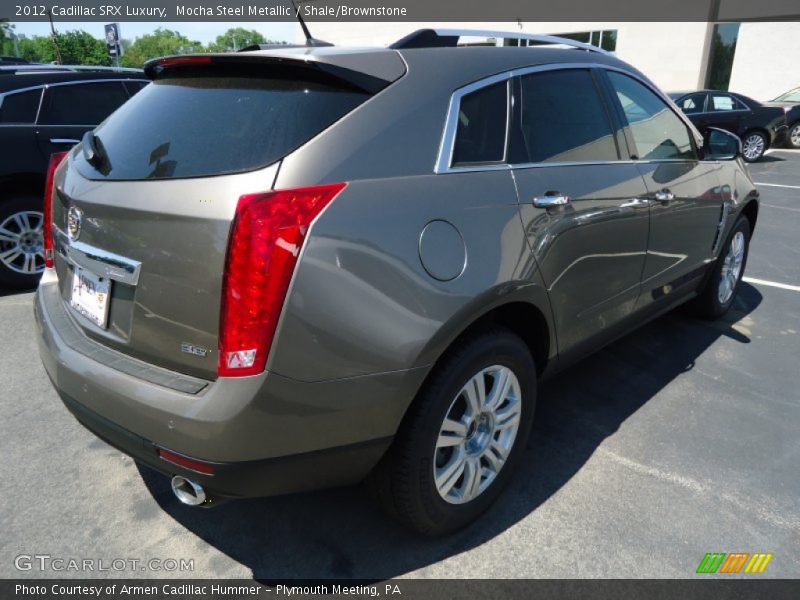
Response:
[82,130,111,173]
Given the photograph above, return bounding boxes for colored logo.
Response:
[696,552,773,574]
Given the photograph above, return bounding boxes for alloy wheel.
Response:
[434,365,522,504]
[718,231,745,304]
[742,134,765,161]
[791,124,800,149]
[0,210,45,275]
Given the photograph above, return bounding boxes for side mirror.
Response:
[703,127,741,161]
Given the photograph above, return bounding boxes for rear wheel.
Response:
[741,131,767,162]
[0,196,46,289]
[369,328,536,535]
[690,215,750,320]
[788,122,800,149]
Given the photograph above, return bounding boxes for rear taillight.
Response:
[218,182,347,377]
[43,151,68,269]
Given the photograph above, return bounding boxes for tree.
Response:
[206,28,278,53]
[120,28,204,67]
[14,30,110,65]
[0,19,17,56]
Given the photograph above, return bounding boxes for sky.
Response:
[7,21,298,44]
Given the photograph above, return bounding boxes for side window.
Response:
[39,82,130,126]
[678,93,707,114]
[710,94,743,112]
[517,69,618,163]
[0,89,42,124]
[607,71,696,161]
[451,81,507,166]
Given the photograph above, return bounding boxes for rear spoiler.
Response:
[143,53,404,95]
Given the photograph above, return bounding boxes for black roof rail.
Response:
[0,64,143,74]
[390,28,610,54]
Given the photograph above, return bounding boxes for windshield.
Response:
[773,88,800,102]
[75,76,370,180]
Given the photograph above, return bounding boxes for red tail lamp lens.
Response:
[218,182,347,377]
[158,449,215,475]
[43,151,68,269]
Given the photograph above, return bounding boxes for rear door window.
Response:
[710,94,745,112]
[451,81,508,166]
[517,69,619,163]
[76,77,370,180]
[39,82,130,126]
[607,71,696,160]
[0,89,42,124]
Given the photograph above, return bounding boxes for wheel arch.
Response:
[740,198,759,233]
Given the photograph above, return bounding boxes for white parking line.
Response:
[743,277,800,292]
[754,182,800,189]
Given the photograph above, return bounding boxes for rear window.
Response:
[76,77,370,180]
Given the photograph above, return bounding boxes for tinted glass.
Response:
[76,77,369,180]
[710,94,744,111]
[123,81,148,97]
[608,72,695,160]
[774,88,800,102]
[518,69,618,163]
[452,81,507,166]
[39,82,129,126]
[678,93,707,114]
[0,89,42,124]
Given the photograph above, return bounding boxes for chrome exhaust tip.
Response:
[171,475,207,506]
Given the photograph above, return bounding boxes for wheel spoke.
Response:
[436,448,466,496]
[437,417,468,448]
[0,227,20,244]
[460,457,481,501]
[494,400,521,431]
[483,440,509,473]
[462,374,484,417]
[486,367,513,411]
[0,248,22,264]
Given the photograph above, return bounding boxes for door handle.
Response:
[49,138,80,144]
[619,198,651,209]
[654,189,675,203]
[533,193,571,208]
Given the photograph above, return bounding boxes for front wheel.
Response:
[741,131,767,162]
[788,122,800,149]
[0,196,47,289]
[690,215,751,320]
[368,328,536,535]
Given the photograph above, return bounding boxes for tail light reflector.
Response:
[158,449,215,475]
[218,182,347,377]
[43,151,68,268]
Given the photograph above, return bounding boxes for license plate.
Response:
[70,267,111,328]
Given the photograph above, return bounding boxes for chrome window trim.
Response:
[435,62,704,175]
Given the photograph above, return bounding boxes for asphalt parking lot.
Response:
[2,150,799,580]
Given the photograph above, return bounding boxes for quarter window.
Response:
[0,89,42,124]
[451,81,508,166]
[517,69,618,163]
[678,93,707,114]
[607,71,696,160]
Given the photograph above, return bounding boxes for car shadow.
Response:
[0,286,36,298]
[138,283,762,581]
[758,154,786,163]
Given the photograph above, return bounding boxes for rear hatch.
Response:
[50,51,403,379]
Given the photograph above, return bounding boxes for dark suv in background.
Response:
[670,90,788,162]
[0,65,146,288]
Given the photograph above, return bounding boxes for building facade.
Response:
[301,22,800,101]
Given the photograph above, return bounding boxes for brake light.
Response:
[218,182,347,377]
[43,151,68,269]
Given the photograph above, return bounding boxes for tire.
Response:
[788,122,800,150]
[0,195,46,290]
[689,215,751,320]
[368,327,537,535]
[741,131,767,162]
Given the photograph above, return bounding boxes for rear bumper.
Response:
[35,277,425,498]
[59,390,390,500]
